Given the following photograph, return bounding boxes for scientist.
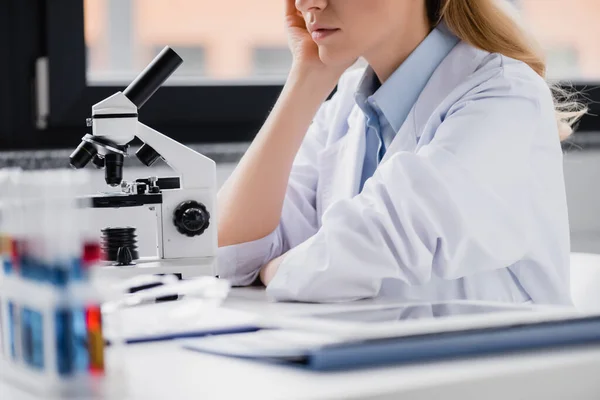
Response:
[216,0,586,304]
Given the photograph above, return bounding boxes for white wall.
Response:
[564,151,600,253]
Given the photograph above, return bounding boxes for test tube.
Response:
[0,170,14,276]
[0,170,21,277]
[1,170,23,364]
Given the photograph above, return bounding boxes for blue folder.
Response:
[304,316,600,371]
[182,315,600,371]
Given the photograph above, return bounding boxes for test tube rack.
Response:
[0,169,110,399]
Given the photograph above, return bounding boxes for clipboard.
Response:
[180,303,600,370]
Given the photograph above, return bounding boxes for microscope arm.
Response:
[135,122,216,190]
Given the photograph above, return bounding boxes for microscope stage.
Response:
[91,257,216,281]
[90,193,163,208]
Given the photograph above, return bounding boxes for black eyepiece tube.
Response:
[123,46,183,109]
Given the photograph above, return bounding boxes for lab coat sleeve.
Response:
[216,96,333,286]
[267,71,551,302]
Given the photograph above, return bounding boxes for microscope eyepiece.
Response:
[69,141,98,169]
[123,46,183,109]
[105,153,124,186]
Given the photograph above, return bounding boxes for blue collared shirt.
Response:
[356,26,459,191]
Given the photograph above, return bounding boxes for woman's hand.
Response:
[259,253,287,286]
[284,0,351,88]
[285,0,320,67]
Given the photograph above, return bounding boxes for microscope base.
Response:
[91,257,216,281]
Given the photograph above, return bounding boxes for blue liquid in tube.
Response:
[21,307,44,370]
[55,309,74,376]
[8,301,17,360]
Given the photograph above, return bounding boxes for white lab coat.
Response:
[217,41,571,305]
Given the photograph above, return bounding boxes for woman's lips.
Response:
[311,28,341,42]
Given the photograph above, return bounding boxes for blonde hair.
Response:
[427,0,587,140]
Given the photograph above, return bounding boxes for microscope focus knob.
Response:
[173,201,210,237]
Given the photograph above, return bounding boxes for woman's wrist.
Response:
[259,254,286,286]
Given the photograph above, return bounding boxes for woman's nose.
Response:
[295,0,327,13]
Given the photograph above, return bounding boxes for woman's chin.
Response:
[318,47,357,69]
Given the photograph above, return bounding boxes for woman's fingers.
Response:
[285,0,306,29]
[284,0,296,17]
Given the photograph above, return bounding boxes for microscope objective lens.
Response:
[104,153,124,187]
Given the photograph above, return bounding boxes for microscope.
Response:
[69,47,217,281]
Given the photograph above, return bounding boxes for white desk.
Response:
[2,287,600,400]
[570,252,600,311]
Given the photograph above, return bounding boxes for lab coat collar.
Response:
[381,40,493,163]
[356,25,459,134]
